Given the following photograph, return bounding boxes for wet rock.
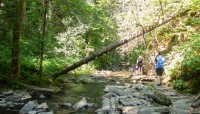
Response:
[37,102,48,109]
[0,103,6,107]
[6,95,21,102]
[191,99,200,108]
[153,106,170,113]
[28,110,37,114]
[173,100,191,110]
[122,106,139,114]
[18,91,32,101]
[170,108,192,114]
[0,98,6,103]
[138,107,155,114]
[135,83,145,91]
[0,95,4,98]
[104,85,125,93]
[102,92,118,99]
[3,90,14,96]
[19,100,38,114]
[87,103,95,107]
[95,108,104,114]
[38,111,53,114]
[6,101,15,108]
[39,94,46,99]
[78,75,95,83]
[73,97,87,110]
[119,97,143,106]
[104,85,134,96]
[110,97,118,111]
[191,94,200,108]
[147,91,172,106]
[61,103,72,108]
[101,98,111,111]
[13,102,24,107]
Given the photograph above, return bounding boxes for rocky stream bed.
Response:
[0,70,200,114]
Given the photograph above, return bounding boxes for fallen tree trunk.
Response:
[19,82,61,93]
[52,10,189,78]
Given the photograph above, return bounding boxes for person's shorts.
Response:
[156,68,164,76]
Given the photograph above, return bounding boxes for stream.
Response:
[0,70,199,114]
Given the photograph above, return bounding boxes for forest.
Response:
[0,0,200,113]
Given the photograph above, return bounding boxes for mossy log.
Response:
[19,82,60,93]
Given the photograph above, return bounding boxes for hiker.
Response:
[155,51,166,86]
[136,55,143,75]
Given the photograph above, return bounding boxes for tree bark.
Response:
[52,10,189,79]
[39,0,48,77]
[11,0,26,77]
[18,82,60,93]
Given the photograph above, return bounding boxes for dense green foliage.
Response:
[0,0,118,85]
[163,12,200,93]
[171,32,200,93]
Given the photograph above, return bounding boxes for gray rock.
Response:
[153,106,170,113]
[0,103,6,107]
[140,99,148,105]
[87,103,95,107]
[0,95,5,98]
[39,94,46,99]
[39,111,54,114]
[102,92,118,99]
[19,100,38,114]
[95,108,104,114]
[13,102,24,106]
[170,99,193,114]
[147,91,172,106]
[78,76,94,83]
[173,100,191,110]
[61,103,72,108]
[122,106,139,114]
[138,107,155,114]
[135,83,145,91]
[3,90,14,96]
[101,98,111,111]
[28,110,37,114]
[0,99,6,103]
[119,97,143,106]
[37,102,48,109]
[170,107,192,114]
[104,85,125,93]
[73,97,87,110]
[110,97,118,111]
[191,99,200,108]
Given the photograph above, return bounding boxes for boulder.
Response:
[19,100,38,114]
[119,97,143,106]
[147,91,172,106]
[73,97,87,110]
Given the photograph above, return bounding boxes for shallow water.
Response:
[38,76,118,114]
[0,72,130,114]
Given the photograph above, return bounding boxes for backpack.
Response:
[156,55,165,68]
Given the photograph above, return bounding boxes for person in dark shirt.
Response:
[136,56,143,75]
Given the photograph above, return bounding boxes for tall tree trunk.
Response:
[39,0,48,77]
[11,0,26,77]
[52,10,189,79]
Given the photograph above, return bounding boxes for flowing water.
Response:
[39,75,127,114]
